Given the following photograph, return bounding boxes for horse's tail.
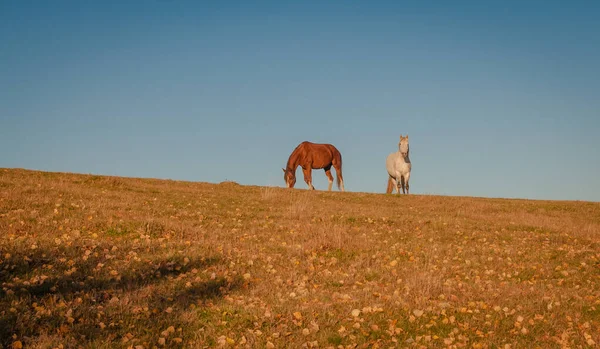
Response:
[386,176,394,194]
[333,148,344,190]
[336,156,343,190]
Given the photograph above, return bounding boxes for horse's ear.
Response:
[406,135,409,140]
[282,168,286,173]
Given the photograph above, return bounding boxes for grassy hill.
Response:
[1,168,599,348]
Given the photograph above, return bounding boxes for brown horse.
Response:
[282,141,345,191]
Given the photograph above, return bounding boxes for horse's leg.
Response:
[404,172,410,194]
[303,167,314,190]
[400,175,406,194]
[324,166,334,191]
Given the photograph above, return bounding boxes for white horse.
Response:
[386,135,412,194]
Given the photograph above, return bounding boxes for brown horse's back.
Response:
[295,141,340,169]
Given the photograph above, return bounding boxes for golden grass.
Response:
[1,168,599,349]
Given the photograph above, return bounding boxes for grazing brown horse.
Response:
[282,141,345,191]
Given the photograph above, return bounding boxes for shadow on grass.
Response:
[0,245,242,347]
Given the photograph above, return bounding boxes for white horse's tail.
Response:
[386,176,394,194]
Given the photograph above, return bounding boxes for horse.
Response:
[282,141,345,191]
[386,135,411,194]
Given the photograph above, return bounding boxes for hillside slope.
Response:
[1,168,599,348]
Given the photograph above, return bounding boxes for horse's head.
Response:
[399,134,410,159]
[282,168,296,188]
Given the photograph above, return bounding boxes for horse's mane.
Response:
[285,143,303,171]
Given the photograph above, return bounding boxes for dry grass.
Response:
[1,168,599,349]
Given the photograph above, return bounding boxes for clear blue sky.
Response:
[1,1,599,201]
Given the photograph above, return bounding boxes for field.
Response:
[1,168,599,349]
